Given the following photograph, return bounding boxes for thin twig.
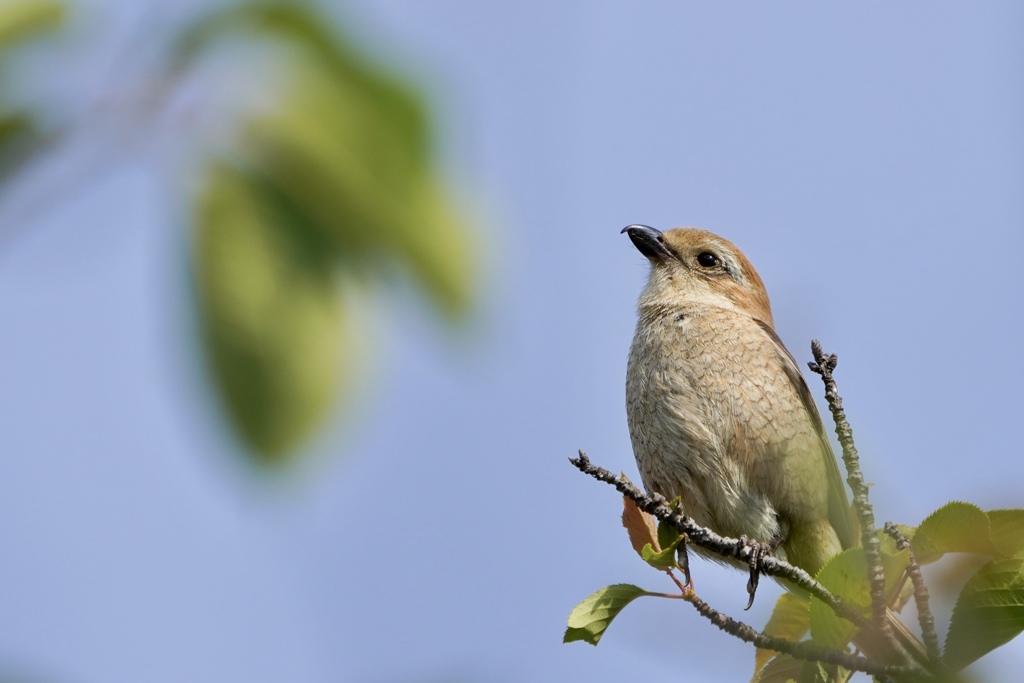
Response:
[571,452,871,631]
[884,522,942,663]
[808,341,894,647]
[570,457,913,677]
[685,590,911,679]
[570,452,932,679]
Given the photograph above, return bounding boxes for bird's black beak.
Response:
[622,224,672,261]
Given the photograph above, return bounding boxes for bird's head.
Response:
[622,225,774,327]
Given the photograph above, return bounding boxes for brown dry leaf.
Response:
[621,475,659,558]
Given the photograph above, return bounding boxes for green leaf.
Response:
[564,584,649,646]
[809,544,908,649]
[176,2,474,318]
[641,541,680,569]
[0,0,63,51]
[639,518,684,569]
[193,163,347,462]
[754,592,811,677]
[988,509,1024,558]
[238,62,473,318]
[0,1,63,182]
[809,549,863,650]
[912,502,996,564]
[944,552,1024,671]
[754,653,832,683]
[657,516,680,551]
[180,2,478,463]
[175,0,430,161]
[0,113,39,178]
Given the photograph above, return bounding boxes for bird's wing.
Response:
[753,319,857,550]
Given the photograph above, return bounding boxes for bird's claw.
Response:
[739,535,772,610]
[678,541,692,589]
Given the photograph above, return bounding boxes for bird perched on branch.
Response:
[621,225,931,670]
[622,225,855,580]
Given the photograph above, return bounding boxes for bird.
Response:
[622,224,855,579]
[620,224,933,670]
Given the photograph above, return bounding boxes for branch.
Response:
[686,591,909,680]
[569,452,921,679]
[884,522,942,663]
[808,341,893,645]
[570,453,871,629]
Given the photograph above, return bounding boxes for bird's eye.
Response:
[696,252,719,268]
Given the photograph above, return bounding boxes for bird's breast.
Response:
[625,305,828,543]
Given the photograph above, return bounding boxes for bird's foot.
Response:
[739,535,778,610]
[678,538,692,589]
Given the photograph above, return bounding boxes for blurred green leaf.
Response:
[180,1,477,461]
[238,73,474,316]
[754,653,832,683]
[0,0,64,182]
[809,542,908,649]
[0,112,37,176]
[944,552,1024,671]
[0,0,63,50]
[563,584,649,646]
[193,163,345,462]
[754,592,811,679]
[987,509,1024,558]
[174,0,428,157]
[238,41,472,313]
[809,549,863,651]
[912,502,996,564]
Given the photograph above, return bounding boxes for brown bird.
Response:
[622,225,854,578]
[621,225,932,669]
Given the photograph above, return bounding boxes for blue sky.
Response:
[0,2,1022,682]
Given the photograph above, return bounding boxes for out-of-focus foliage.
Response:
[754,654,835,683]
[176,2,476,463]
[756,532,913,681]
[807,535,909,651]
[0,0,475,464]
[0,0,63,180]
[908,504,1024,671]
[194,163,345,459]
[755,592,810,675]
[781,503,1024,679]
[944,552,1024,671]
[0,0,61,49]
